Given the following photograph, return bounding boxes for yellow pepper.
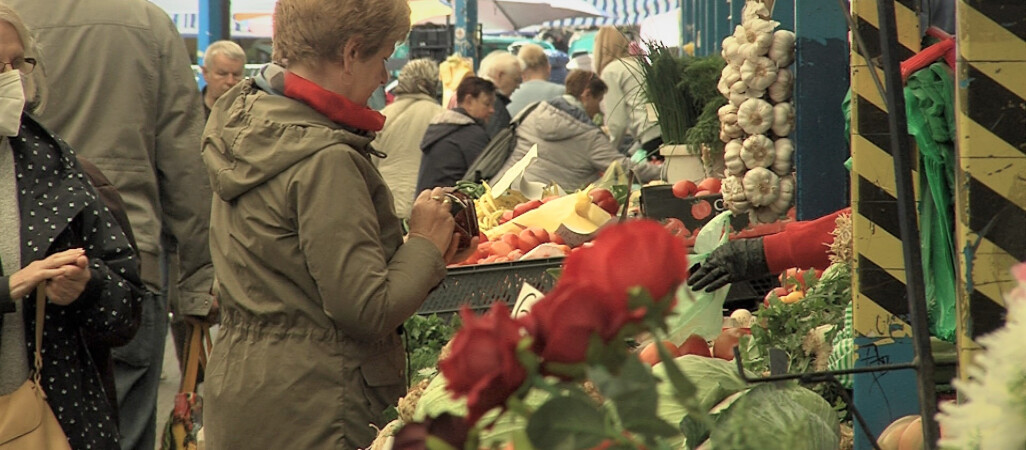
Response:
[780,290,806,304]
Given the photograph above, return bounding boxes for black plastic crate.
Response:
[724,275,780,311]
[418,257,564,316]
[408,24,453,63]
[640,185,750,232]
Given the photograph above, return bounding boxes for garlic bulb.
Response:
[729,80,751,106]
[737,98,774,135]
[769,174,796,214]
[722,174,747,202]
[768,68,793,103]
[768,30,796,68]
[742,2,772,22]
[741,134,776,169]
[719,129,732,143]
[751,206,781,224]
[722,123,744,141]
[741,56,778,91]
[721,36,744,68]
[719,103,739,124]
[772,138,794,176]
[729,200,753,214]
[738,19,776,59]
[724,139,746,176]
[772,102,795,136]
[718,65,742,97]
[743,167,781,207]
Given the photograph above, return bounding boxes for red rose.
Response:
[439,303,528,425]
[561,220,688,305]
[529,282,637,365]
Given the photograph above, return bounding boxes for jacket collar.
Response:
[283,71,386,132]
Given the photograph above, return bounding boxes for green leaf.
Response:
[425,435,459,450]
[588,357,675,438]
[526,396,609,450]
[679,415,709,450]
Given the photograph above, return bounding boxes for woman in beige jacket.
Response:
[593,26,662,156]
[200,1,474,448]
[374,58,445,219]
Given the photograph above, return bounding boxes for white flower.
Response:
[937,262,1026,449]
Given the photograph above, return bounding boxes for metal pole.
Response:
[454,0,478,63]
[874,0,940,446]
[198,0,231,65]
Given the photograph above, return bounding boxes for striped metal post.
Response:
[847,0,924,447]
[953,0,1026,377]
[454,0,478,61]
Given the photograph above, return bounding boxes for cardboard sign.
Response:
[511,282,545,318]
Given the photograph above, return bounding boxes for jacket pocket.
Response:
[358,348,405,387]
[111,290,163,367]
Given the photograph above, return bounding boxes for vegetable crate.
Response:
[724,274,779,310]
[639,186,750,232]
[418,257,564,316]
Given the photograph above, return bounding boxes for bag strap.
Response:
[178,320,209,394]
[34,285,46,382]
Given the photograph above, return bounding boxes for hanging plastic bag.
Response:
[667,211,734,342]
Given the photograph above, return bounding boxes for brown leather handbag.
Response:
[0,285,71,449]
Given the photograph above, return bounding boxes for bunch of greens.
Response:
[636,44,725,151]
[403,314,458,385]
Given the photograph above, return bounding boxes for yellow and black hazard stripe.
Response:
[849,0,920,339]
[954,0,1026,372]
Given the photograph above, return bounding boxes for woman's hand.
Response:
[8,248,85,299]
[46,255,92,305]
[408,187,457,257]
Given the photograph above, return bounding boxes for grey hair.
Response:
[0,3,47,113]
[203,40,246,67]
[478,50,520,82]
[394,58,438,97]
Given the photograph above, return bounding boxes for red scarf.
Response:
[283,71,386,132]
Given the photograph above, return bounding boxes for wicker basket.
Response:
[417,257,565,316]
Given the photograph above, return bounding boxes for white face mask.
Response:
[0,70,26,137]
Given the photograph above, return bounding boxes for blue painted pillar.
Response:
[454,0,478,63]
[680,0,697,48]
[792,0,851,220]
[772,0,795,31]
[198,0,231,65]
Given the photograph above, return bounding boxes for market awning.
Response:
[543,0,677,26]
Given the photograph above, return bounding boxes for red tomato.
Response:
[693,190,713,197]
[678,334,711,357]
[672,180,698,199]
[527,226,550,243]
[499,210,514,224]
[697,178,722,194]
[541,195,560,203]
[588,188,619,215]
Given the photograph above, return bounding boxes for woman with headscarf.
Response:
[593,26,662,156]
[200,1,477,448]
[0,5,144,448]
[374,58,444,219]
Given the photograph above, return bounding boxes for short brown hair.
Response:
[564,69,607,99]
[517,43,549,71]
[272,0,410,65]
[456,76,495,104]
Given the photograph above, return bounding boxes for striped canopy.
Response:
[544,0,677,26]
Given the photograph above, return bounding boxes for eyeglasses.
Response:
[0,57,37,74]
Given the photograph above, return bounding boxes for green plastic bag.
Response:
[905,63,957,342]
[667,211,734,342]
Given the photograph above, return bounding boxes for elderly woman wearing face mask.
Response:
[0,4,144,449]
[200,1,477,449]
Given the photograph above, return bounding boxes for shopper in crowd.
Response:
[374,58,444,219]
[0,6,145,448]
[491,69,660,192]
[593,26,662,156]
[201,39,247,118]
[416,76,495,195]
[507,43,564,116]
[478,50,522,138]
[201,1,475,448]
[8,0,216,448]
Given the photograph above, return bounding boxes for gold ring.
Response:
[431,195,443,201]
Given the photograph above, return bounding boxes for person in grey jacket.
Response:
[479,51,522,138]
[8,0,215,448]
[416,76,495,194]
[507,43,564,116]
[491,69,660,192]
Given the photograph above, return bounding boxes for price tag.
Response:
[511,282,544,318]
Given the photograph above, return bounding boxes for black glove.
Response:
[687,238,770,292]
